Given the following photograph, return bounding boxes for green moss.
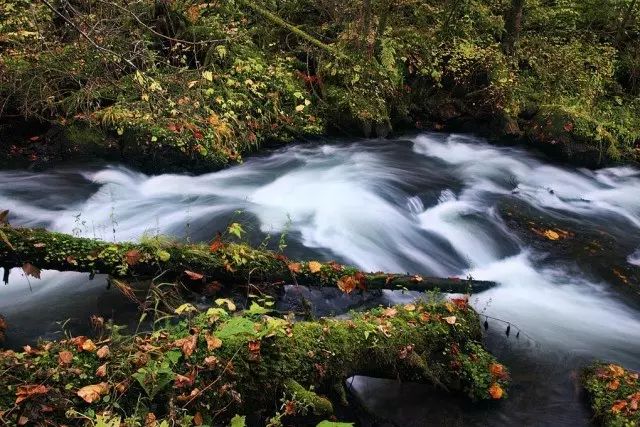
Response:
[583,363,640,427]
[0,301,507,425]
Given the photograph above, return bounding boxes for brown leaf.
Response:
[22,262,41,279]
[77,382,109,403]
[337,275,357,294]
[58,350,73,365]
[125,249,141,266]
[205,333,222,350]
[18,416,29,426]
[184,270,204,281]
[174,373,195,389]
[15,384,48,404]
[96,345,110,359]
[203,356,218,367]
[173,334,198,357]
[0,210,8,225]
[193,412,204,426]
[308,261,322,273]
[95,363,107,378]
[382,307,398,318]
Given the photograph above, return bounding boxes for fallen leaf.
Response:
[95,363,107,377]
[96,345,110,359]
[203,356,218,367]
[125,249,141,265]
[81,339,97,352]
[382,307,398,318]
[543,230,560,240]
[337,275,357,294]
[58,350,73,365]
[443,316,457,325]
[607,378,620,390]
[15,384,48,404]
[205,333,222,350]
[173,334,198,357]
[210,234,224,252]
[193,412,204,426]
[33,243,46,248]
[490,363,507,379]
[488,383,503,399]
[22,262,41,279]
[611,400,627,414]
[404,304,416,311]
[77,382,109,403]
[18,416,29,426]
[174,373,195,388]
[287,262,301,273]
[184,270,204,280]
[308,261,322,273]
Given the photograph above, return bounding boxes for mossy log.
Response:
[582,362,640,427]
[0,301,508,425]
[0,225,496,294]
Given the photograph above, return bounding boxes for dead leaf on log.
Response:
[22,263,40,279]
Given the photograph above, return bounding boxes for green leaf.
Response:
[246,302,270,316]
[216,317,256,340]
[228,223,245,239]
[229,415,246,427]
[156,250,170,262]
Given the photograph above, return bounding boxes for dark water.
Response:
[2,133,640,426]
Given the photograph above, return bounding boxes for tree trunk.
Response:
[0,301,508,425]
[0,225,497,294]
[502,0,526,55]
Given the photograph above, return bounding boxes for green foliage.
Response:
[583,363,640,427]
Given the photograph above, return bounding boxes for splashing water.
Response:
[1,133,640,425]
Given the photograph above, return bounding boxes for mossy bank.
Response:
[1,0,639,172]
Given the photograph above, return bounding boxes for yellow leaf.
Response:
[308,261,322,273]
[77,383,109,403]
[295,105,305,112]
[543,230,560,240]
[81,339,97,352]
[202,71,213,82]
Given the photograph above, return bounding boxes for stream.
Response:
[1,133,640,426]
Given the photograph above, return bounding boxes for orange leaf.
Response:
[95,363,107,377]
[308,261,322,273]
[210,234,224,252]
[288,262,301,273]
[184,270,204,280]
[77,382,109,403]
[58,350,73,365]
[607,378,620,390]
[490,363,508,380]
[337,275,357,294]
[611,400,627,413]
[488,383,503,399]
[96,345,110,359]
[15,384,48,404]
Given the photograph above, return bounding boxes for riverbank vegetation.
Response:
[1,0,639,170]
[583,363,640,427]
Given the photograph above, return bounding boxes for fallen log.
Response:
[0,300,509,425]
[0,225,496,294]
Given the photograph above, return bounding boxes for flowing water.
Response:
[2,133,640,426]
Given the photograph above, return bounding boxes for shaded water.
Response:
[2,133,640,425]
